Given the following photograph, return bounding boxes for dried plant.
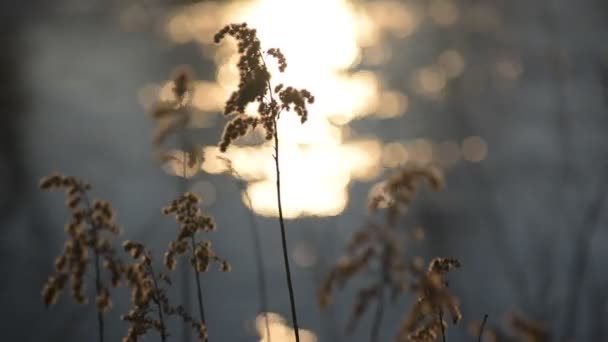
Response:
[368,164,444,225]
[468,314,549,342]
[396,257,462,342]
[121,240,171,342]
[320,165,461,342]
[162,192,231,341]
[39,174,230,342]
[318,222,407,340]
[121,240,208,342]
[150,65,196,147]
[507,314,549,342]
[39,174,123,342]
[214,22,315,342]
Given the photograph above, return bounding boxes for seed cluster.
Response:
[39,174,121,313]
[121,241,168,341]
[319,223,409,332]
[508,314,549,342]
[150,67,196,147]
[120,240,211,342]
[214,23,314,152]
[40,174,224,342]
[368,165,444,224]
[320,166,462,341]
[162,192,230,273]
[397,258,462,342]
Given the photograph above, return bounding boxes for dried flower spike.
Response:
[214,22,314,152]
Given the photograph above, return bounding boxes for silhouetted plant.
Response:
[121,240,210,342]
[320,165,462,342]
[39,174,123,342]
[162,192,231,342]
[214,22,315,342]
[469,313,549,342]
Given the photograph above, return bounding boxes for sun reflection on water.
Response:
[163,0,417,218]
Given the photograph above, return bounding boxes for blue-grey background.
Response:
[2,0,608,341]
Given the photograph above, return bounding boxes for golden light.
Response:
[164,0,415,218]
[408,139,434,164]
[256,313,317,342]
[462,136,488,162]
[381,142,409,168]
[190,180,218,207]
[495,58,523,80]
[413,66,447,97]
[433,140,461,166]
[438,49,465,79]
[292,242,318,268]
[428,0,460,26]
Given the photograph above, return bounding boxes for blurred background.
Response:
[3,0,608,340]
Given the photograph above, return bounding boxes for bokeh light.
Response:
[256,313,317,342]
[462,136,488,162]
[163,0,416,218]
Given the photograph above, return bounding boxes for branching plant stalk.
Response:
[147,262,168,342]
[93,241,104,342]
[80,190,105,342]
[272,126,301,342]
[370,246,389,342]
[180,151,208,340]
[180,142,192,342]
[190,235,208,340]
[260,51,300,341]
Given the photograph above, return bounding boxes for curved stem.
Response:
[148,262,168,342]
[273,127,300,342]
[191,236,208,341]
[79,190,104,342]
[439,310,446,342]
[369,289,384,342]
[180,142,192,342]
[478,314,488,342]
[93,250,104,342]
[242,187,272,341]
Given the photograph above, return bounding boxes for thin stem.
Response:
[478,314,488,342]
[180,144,192,342]
[371,245,390,342]
[79,190,104,342]
[93,248,104,342]
[439,310,446,342]
[190,235,208,341]
[260,50,299,341]
[148,262,168,342]
[241,183,272,341]
[369,289,385,342]
[273,127,300,342]
[220,157,271,340]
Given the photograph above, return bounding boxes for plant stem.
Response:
[148,262,168,342]
[241,184,272,341]
[93,249,104,342]
[439,310,446,342]
[180,145,192,342]
[79,190,104,342]
[371,245,390,342]
[478,314,488,342]
[190,236,208,341]
[273,126,300,342]
[369,288,384,342]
